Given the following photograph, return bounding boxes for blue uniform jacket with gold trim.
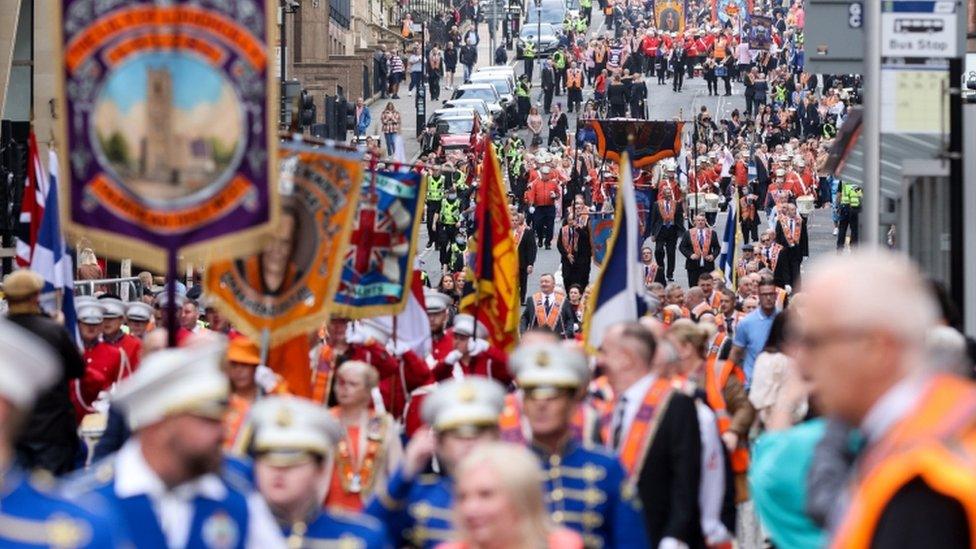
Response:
[364,468,453,549]
[281,508,391,549]
[0,467,127,548]
[532,440,650,549]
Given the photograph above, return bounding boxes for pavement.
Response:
[371,14,838,297]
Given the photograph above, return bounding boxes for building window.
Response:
[330,0,351,28]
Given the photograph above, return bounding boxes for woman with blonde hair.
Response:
[324,360,402,511]
[439,442,583,549]
[666,318,756,547]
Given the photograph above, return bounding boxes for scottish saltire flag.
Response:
[31,150,79,344]
[584,153,647,353]
[718,187,743,289]
[15,133,47,268]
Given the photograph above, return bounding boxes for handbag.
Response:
[715,65,728,78]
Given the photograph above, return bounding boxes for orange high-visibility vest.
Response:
[832,375,976,548]
[704,358,749,473]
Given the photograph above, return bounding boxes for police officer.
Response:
[366,377,506,548]
[515,74,532,128]
[434,185,462,268]
[0,318,126,547]
[522,39,536,82]
[509,343,650,549]
[425,165,446,249]
[98,295,141,371]
[63,342,288,548]
[250,396,388,548]
[446,232,467,273]
[580,0,592,25]
[552,47,568,95]
[837,180,862,249]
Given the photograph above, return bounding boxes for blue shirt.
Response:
[282,508,391,549]
[732,308,778,384]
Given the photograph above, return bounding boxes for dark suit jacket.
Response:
[774,216,810,258]
[517,228,538,274]
[648,200,685,239]
[636,392,704,547]
[519,293,576,339]
[541,67,555,90]
[678,228,722,269]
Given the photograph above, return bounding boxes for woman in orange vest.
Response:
[325,360,402,512]
[667,319,755,503]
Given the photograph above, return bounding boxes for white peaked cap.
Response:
[509,342,590,389]
[250,396,343,457]
[113,341,229,430]
[421,376,506,432]
[0,318,59,409]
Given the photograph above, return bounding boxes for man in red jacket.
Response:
[432,314,512,385]
[71,300,126,423]
[98,295,140,372]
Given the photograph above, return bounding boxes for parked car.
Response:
[524,0,566,25]
[442,99,494,127]
[468,72,517,129]
[435,113,484,151]
[451,83,507,129]
[516,22,561,58]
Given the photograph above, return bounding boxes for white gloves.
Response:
[444,350,463,365]
[387,340,410,357]
[345,328,368,345]
[528,206,536,214]
[255,365,280,392]
[468,338,490,356]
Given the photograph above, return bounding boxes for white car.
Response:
[451,83,507,129]
[468,72,517,129]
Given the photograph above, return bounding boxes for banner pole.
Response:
[166,249,178,348]
[259,328,271,367]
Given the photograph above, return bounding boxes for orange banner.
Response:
[105,34,226,67]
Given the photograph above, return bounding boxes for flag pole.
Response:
[166,249,178,348]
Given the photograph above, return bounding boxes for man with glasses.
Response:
[728,275,780,385]
[797,251,976,547]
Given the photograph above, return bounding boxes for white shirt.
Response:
[694,400,732,546]
[114,439,286,549]
[860,375,926,444]
[612,373,657,447]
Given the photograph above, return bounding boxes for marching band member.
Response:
[125,301,155,339]
[366,376,506,548]
[508,343,649,549]
[71,300,127,424]
[98,295,141,371]
[432,315,512,385]
[250,396,388,548]
[64,342,287,548]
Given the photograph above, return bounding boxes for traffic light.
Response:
[299,90,317,128]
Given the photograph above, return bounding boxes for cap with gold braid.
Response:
[509,343,591,396]
[249,396,342,466]
[113,341,229,430]
[421,376,506,434]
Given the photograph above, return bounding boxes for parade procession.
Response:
[1,0,976,547]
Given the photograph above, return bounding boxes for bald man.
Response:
[797,251,976,547]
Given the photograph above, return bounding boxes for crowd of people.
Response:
[4,0,975,548]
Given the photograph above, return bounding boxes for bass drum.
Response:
[797,195,815,216]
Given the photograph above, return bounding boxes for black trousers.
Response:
[672,70,684,91]
[654,226,679,280]
[429,75,441,100]
[426,200,441,241]
[837,205,860,248]
[741,219,759,243]
[524,58,535,81]
[534,205,556,247]
[518,96,531,126]
[610,102,627,117]
[543,87,554,113]
[567,88,582,112]
[438,223,459,265]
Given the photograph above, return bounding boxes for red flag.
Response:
[15,133,47,268]
[460,141,520,351]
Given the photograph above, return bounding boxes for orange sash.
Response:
[658,199,676,223]
[779,216,802,247]
[704,358,749,473]
[690,228,713,258]
[602,378,674,478]
[762,243,783,272]
[533,292,564,329]
[329,410,388,505]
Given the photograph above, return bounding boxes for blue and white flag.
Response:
[31,150,79,345]
[584,153,647,352]
[718,187,742,288]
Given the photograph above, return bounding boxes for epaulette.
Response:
[327,508,385,531]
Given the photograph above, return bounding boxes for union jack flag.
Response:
[332,170,426,318]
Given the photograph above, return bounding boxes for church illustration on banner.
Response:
[92,52,244,204]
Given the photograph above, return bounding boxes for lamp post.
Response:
[536,0,541,56]
[280,0,300,81]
